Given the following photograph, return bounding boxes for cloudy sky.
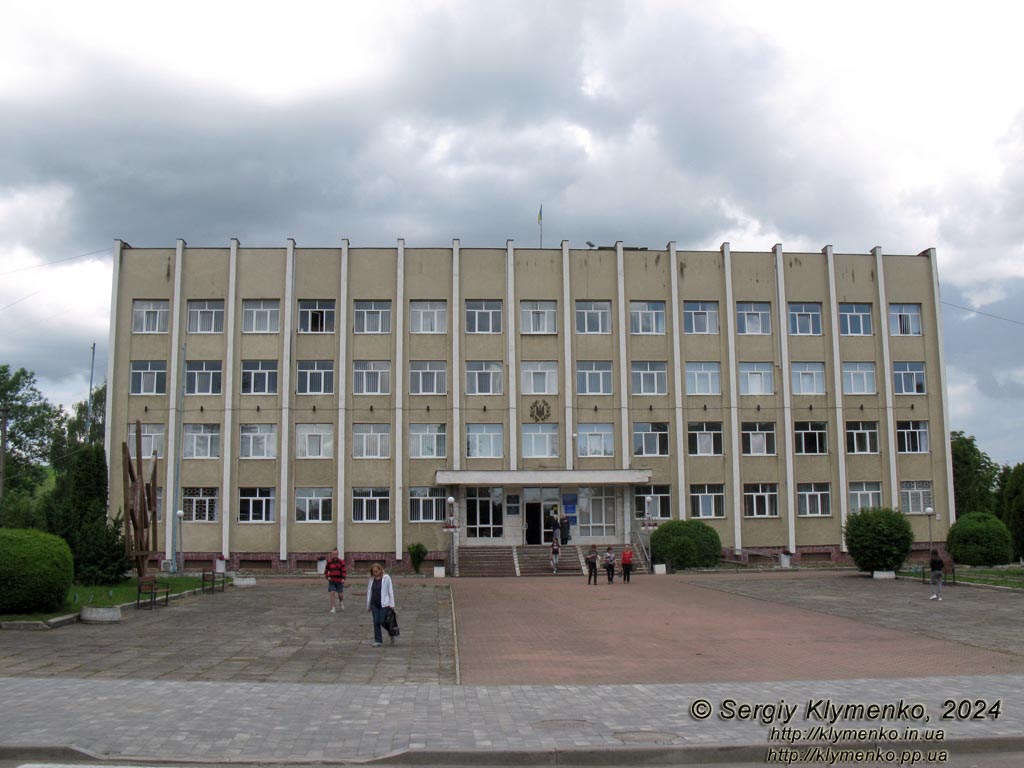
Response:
[1,0,1022,465]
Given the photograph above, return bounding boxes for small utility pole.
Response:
[86,341,96,438]
[0,407,8,506]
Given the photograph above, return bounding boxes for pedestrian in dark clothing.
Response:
[325,549,347,613]
[585,545,598,585]
[559,515,570,546]
[929,549,945,601]
[550,538,560,573]
[550,514,561,545]
[603,546,616,583]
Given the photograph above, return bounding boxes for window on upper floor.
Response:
[241,360,278,395]
[410,300,447,334]
[354,300,391,334]
[187,300,224,333]
[849,481,882,513]
[575,300,611,334]
[296,360,334,395]
[794,421,828,455]
[409,424,447,459]
[684,301,719,334]
[520,300,557,334]
[521,361,558,395]
[633,422,669,457]
[687,421,722,456]
[736,302,771,335]
[466,361,503,395]
[889,303,922,336]
[465,300,502,334]
[132,300,169,333]
[743,482,778,517]
[298,299,335,334]
[466,423,503,458]
[576,361,612,395]
[242,299,279,333]
[629,301,665,334]
[127,423,165,459]
[839,303,872,336]
[788,302,822,335]
[797,482,831,517]
[239,424,276,459]
[690,484,725,518]
[183,423,220,459]
[842,362,876,395]
[741,421,776,455]
[409,361,447,395]
[296,424,333,459]
[130,361,167,395]
[577,423,614,457]
[739,362,774,395]
[522,423,559,458]
[352,361,391,395]
[185,360,222,395]
[893,362,926,394]
[791,362,826,395]
[295,487,332,523]
[897,420,929,453]
[352,487,390,523]
[846,421,879,454]
[686,362,721,395]
[352,423,391,459]
[631,361,668,395]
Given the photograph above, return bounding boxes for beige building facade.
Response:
[104,239,956,571]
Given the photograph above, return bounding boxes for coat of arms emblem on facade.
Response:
[529,399,551,422]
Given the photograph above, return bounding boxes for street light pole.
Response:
[926,506,935,554]
[446,496,457,577]
[176,509,184,574]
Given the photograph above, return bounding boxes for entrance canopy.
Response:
[434,469,652,486]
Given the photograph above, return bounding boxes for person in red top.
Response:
[324,549,347,613]
[621,546,634,584]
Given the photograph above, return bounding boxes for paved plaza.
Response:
[1,571,1022,764]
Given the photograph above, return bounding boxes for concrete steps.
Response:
[575,544,649,576]
[456,546,516,577]
[516,545,583,576]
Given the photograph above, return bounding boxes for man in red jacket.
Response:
[325,549,347,613]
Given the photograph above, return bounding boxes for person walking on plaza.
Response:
[929,549,945,601]
[366,563,396,646]
[585,545,599,585]
[559,514,570,546]
[550,537,560,574]
[621,545,634,583]
[325,549,347,613]
[602,546,616,583]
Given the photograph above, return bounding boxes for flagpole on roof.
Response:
[538,204,543,248]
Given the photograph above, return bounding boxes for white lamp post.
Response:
[445,496,458,576]
[925,506,940,554]
[176,509,184,574]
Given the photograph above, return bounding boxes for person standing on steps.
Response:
[621,545,634,583]
[325,549,347,613]
[929,549,945,601]
[585,545,599,585]
[603,546,616,583]
[550,511,561,545]
[550,537,560,574]
[559,514,571,546]
[366,563,396,646]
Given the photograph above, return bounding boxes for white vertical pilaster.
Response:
[336,240,350,555]
[221,239,239,557]
[722,243,742,551]
[452,240,462,472]
[104,240,124,489]
[561,240,573,470]
[164,239,186,557]
[394,239,406,560]
[823,246,850,549]
[279,240,296,562]
[926,247,957,524]
[615,241,630,469]
[506,240,518,470]
[773,244,797,554]
[668,242,685,520]
[874,246,899,507]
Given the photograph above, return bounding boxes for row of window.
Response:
[129,419,930,461]
[133,299,925,338]
[173,480,934,528]
[129,358,929,397]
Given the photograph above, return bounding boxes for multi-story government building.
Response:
[104,239,955,572]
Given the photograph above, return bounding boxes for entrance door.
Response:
[525,503,543,545]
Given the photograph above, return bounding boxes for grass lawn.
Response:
[899,565,1024,590]
[0,575,204,622]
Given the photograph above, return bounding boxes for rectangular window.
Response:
[520,300,557,334]
[791,362,826,395]
[686,362,721,395]
[353,361,391,395]
[889,303,922,336]
[690,484,725,518]
[409,424,447,459]
[127,423,165,459]
[130,361,167,395]
[688,421,723,456]
[354,300,392,334]
[849,481,882,513]
[352,487,390,522]
[522,423,559,458]
[242,299,280,333]
[788,302,822,335]
[466,361,503,395]
[575,300,611,334]
[839,303,872,336]
[576,361,612,395]
[409,361,447,395]
[736,302,771,335]
[185,360,222,396]
[298,299,335,334]
[466,423,504,458]
[739,362,774,395]
[633,422,669,456]
[842,362,876,394]
[238,487,275,523]
[410,300,447,334]
[577,423,614,457]
[466,486,503,537]
[741,422,776,455]
[352,423,391,459]
[634,485,671,519]
[846,421,879,454]
[521,361,558,395]
[465,300,502,334]
[893,362,926,395]
[187,300,224,334]
[631,361,668,395]
[900,480,933,514]
[578,486,616,536]
[743,483,778,517]
[183,423,221,459]
[794,421,827,455]
[897,420,930,453]
[182,487,218,522]
[797,482,831,517]
[297,360,334,395]
[684,301,719,334]
[132,299,169,333]
[295,424,333,459]
[409,487,447,522]
[295,487,332,522]
[629,300,666,334]
[239,424,277,459]
[241,360,278,395]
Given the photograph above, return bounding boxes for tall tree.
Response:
[1002,463,1024,559]
[950,431,998,517]
[0,365,59,511]
[49,383,106,474]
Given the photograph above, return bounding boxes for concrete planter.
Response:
[80,605,122,624]
[232,576,256,588]
[653,563,667,575]
[215,559,227,574]
[872,570,896,580]
[433,566,446,578]
[316,559,327,575]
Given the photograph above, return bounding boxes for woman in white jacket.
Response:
[366,563,395,647]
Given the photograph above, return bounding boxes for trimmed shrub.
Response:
[650,520,721,569]
[843,507,913,572]
[946,512,1013,566]
[0,528,74,613]
[406,542,428,574]
[74,512,131,586]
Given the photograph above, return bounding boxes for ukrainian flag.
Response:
[538,204,543,224]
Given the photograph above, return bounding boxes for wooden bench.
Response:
[202,570,228,593]
[921,563,957,585]
[136,575,171,609]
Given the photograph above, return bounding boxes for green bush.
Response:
[0,528,74,613]
[74,513,131,586]
[946,512,1013,566]
[407,542,428,574]
[650,520,721,569]
[843,507,913,572]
